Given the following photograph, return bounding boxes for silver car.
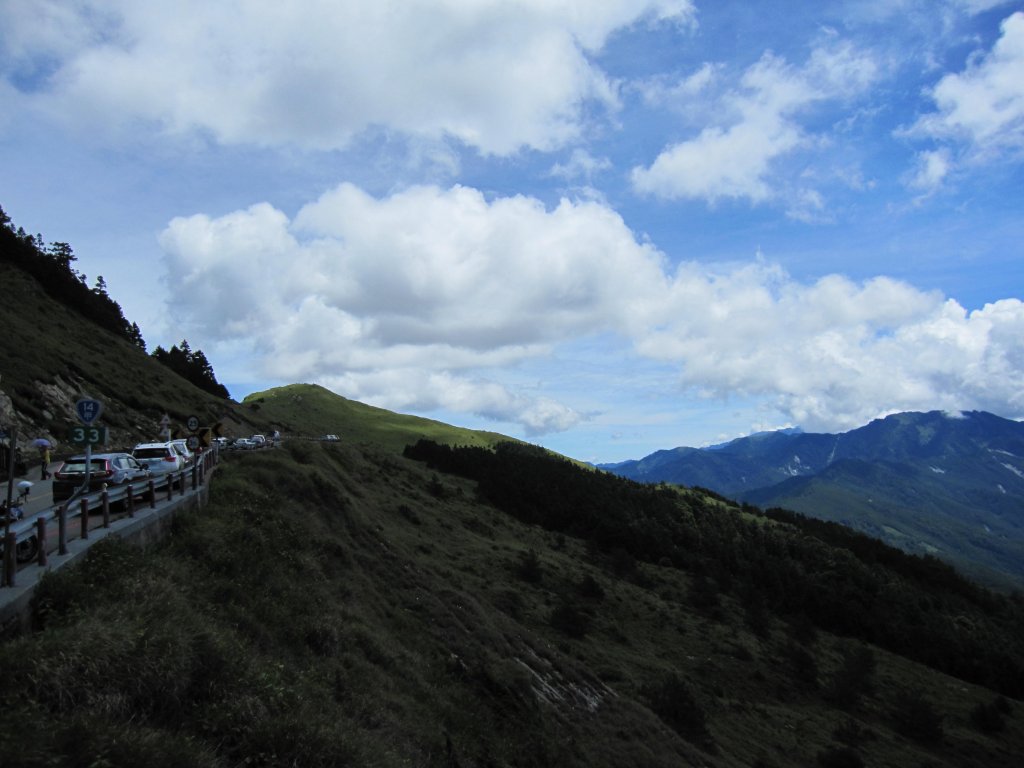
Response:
[52,453,151,501]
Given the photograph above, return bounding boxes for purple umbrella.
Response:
[32,438,51,448]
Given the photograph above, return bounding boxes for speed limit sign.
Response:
[186,415,201,432]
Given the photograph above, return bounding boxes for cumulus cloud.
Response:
[908,12,1024,163]
[631,41,878,204]
[159,184,1024,436]
[159,184,667,434]
[1,0,694,155]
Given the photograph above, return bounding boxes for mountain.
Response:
[3,212,1024,766]
[599,411,1024,590]
[3,407,1024,767]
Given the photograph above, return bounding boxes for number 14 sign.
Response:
[75,398,104,425]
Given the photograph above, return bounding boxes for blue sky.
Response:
[2,0,1022,463]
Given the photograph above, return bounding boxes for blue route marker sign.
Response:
[75,398,104,425]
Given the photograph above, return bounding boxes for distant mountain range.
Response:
[599,411,1024,590]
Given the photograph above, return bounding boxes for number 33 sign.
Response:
[69,426,108,446]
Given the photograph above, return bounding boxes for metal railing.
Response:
[1,450,216,588]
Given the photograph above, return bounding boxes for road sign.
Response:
[186,415,201,432]
[75,399,104,425]
[69,425,108,446]
[186,435,201,451]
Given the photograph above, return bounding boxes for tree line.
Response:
[1,204,229,399]
[403,439,1024,698]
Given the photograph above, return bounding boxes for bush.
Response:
[514,549,543,583]
[816,745,864,768]
[891,688,944,744]
[642,673,714,750]
[549,600,589,638]
[970,699,1007,734]
[823,645,876,710]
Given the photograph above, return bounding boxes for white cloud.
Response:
[549,148,613,182]
[158,184,1024,436]
[1,0,695,155]
[910,12,1024,160]
[158,183,667,434]
[906,148,953,192]
[631,41,878,204]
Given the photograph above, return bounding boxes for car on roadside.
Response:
[52,452,151,502]
[170,439,195,467]
[132,442,186,476]
[321,434,340,442]
[231,438,255,450]
[250,434,266,447]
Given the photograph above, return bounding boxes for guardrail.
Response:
[1,449,217,588]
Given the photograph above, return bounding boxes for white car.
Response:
[170,439,195,466]
[232,438,255,450]
[132,442,186,475]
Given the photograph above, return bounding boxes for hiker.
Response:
[40,445,51,480]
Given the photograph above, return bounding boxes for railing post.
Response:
[102,486,110,528]
[80,498,89,540]
[36,516,47,567]
[168,475,174,501]
[179,471,185,497]
[192,465,198,491]
[3,532,15,587]
[127,484,135,518]
[199,462,205,486]
[58,505,68,555]
[149,479,156,509]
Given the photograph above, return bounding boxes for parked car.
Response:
[250,434,266,447]
[132,442,186,476]
[170,439,195,466]
[231,438,255,450]
[321,434,340,442]
[52,453,151,502]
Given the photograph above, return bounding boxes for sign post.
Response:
[75,399,104,499]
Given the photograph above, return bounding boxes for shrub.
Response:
[891,688,944,744]
[549,600,590,638]
[642,673,714,750]
[970,699,1006,734]
[823,645,876,710]
[514,549,543,583]
[816,745,864,768]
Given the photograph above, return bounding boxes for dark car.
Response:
[52,452,151,502]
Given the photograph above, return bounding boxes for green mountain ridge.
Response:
[601,412,1024,591]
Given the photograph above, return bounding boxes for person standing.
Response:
[40,445,51,480]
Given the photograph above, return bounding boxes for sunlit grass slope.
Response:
[243,382,518,453]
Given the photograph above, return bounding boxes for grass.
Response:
[2,440,1021,767]
[243,382,521,453]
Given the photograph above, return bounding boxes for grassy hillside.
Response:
[1,440,1022,767]
[243,382,519,453]
[0,261,266,451]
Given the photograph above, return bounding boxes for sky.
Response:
[1,0,1023,464]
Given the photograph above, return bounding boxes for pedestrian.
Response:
[40,445,51,480]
